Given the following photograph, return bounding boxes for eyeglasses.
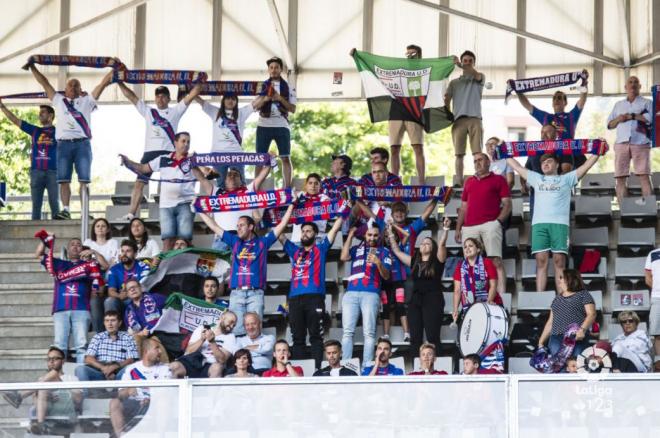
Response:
[621,319,636,324]
[47,356,64,361]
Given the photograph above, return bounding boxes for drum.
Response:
[459,303,509,356]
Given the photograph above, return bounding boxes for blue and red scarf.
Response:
[22,55,120,70]
[505,70,588,103]
[262,198,351,227]
[531,323,581,373]
[61,97,92,139]
[149,108,176,145]
[351,185,452,204]
[178,81,265,97]
[495,138,609,159]
[193,188,293,213]
[0,91,61,99]
[220,116,243,145]
[259,78,290,119]
[460,255,488,307]
[113,68,207,84]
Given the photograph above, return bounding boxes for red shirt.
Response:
[262,365,304,377]
[461,173,510,226]
[408,370,448,375]
[452,257,498,283]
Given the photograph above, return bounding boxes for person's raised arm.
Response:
[355,200,376,220]
[272,203,295,238]
[192,166,214,195]
[30,65,56,99]
[0,100,22,127]
[181,83,202,106]
[35,240,47,259]
[538,311,554,347]
[516,93,534,113]
[577,69,589,110]
[340,227,356,262]
[506,157,528,179]
[91,71,114,101]
[575,153,600,180]
[420,198,439,222]
[326,216,344,245]
[386,226,411,267]
[119,154,152,175]
[198,212,224,238]
[117,82,139,106]
[252,94,269,111]
[252,162,272,191]
[437,217,450,263]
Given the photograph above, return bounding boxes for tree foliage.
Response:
[0,107,40,195]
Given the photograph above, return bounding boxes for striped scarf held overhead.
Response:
[178,81,265,98]
[505,70,588,103]
[495,138,609,160]
[262,198,351,227]
[193,188,293,213]
[22,55,120,70]
[113,68,207,84]
[351,185,452,204]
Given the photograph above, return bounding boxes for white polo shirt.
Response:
[148,153,196,208]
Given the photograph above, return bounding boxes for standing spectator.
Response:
[116,82,201,221]
[106,240,149,313]
[235,312,275,375]
[280,218,344,368]
[387,219,449,355]
[109,338,172,437]
[359,148,402,186]
[611,311,653,373]
[196,94,255,186]
[252,56,296,188]
[607,75,653,204]
[0,101,59,219]
[2,346,81,436]
[127,217,161,259]
[340,225,391,365]
[29,65,113,219]
[408,343,448,375]
[313,340,358,376]
[290,173,331,242]
[262,340,304,377]
[198,204,293,335]
[507,152,600,292]
[538,270,596,360]
[170,311,238,378]
[389,44,426,183]
[455,152,511,294]
[75,310,139,381]
[485,137,514,189]
[225,349,258,378]
[35,235,95,363]
[444,50,485,187]
[83,218,118,268]
[362,337,404,375]
[452,238,502,323]
[645,247,660,366]
[321,154,357,198]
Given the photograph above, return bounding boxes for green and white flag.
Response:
[140,247,231,292]
[352,50,456,133]
[151,292,228,334]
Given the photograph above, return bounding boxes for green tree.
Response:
[0,107,40,196]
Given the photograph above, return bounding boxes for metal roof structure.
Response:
[0,0,658,102]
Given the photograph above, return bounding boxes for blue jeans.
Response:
[229,288,264,336]
[75,364,128,381]
[57,139,92,183]
[160,202,194,240]
[549,333,590,369]
[52,310,91,364]
[256,127,291,156]
[341,291,380,365]
[30,169,59,219]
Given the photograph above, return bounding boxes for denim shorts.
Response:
[160,202,194,240]
[57,138,92,183]
[256,127,291,157]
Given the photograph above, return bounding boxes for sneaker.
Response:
[29,422,52,435]
[116,213,135,221]
[54,210,71,220]
[634,198,647,206]
[403,333,410,343]
[2,391,22,409]
[381,334,390,340]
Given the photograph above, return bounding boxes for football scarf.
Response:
[190,152,273,168]
[479,339,506,373]
[262,199,351,227]
[221,116,243,145]
[149,108,176,145]
[61,97,93,138]
[193,188,293,213]
[505,71,588,103]
[351,185,452,204]
[652,85,660,147]
[178,81,265,98]
[495,138,609,159]
[531,324,581,373]
[113,68,207,84]
[460,255,488,307]
[259,78,290,119]
[0,91,61,99]
[22,55,120,70]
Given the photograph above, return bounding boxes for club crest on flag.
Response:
[374,65,431,98]
[195,254,217,277]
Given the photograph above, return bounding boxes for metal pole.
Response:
[81,185,89,242]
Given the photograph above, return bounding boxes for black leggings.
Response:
[407,291,445,355]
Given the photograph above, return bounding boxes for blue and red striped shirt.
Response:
[107,261,149,291]
[284,237,331,297]
[223,231,277,290]
[531,104,582,140]
[346,244,392,293]
[20,122,57,171]
[359,172,402,187]
[321,175,357,198]
[42,256,91,313]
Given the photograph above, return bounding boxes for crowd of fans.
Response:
[0,47,658,435]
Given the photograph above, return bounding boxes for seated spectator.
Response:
[485,137,514,188]
[110,338,172,437]
[262,340,303,377]
[362,338,404,376]
[106,240,150,313]
[225,349,258,378]
[565,356,578,373]
[452,237,502,323]
[611,311,653,372]
[594,340,639,373]
[170,310,238,378]
[462,354,481,375]
[235,312,275,375]
[2,347,81,436]
[202,276,226,306]
[123,279,167,361]
[173,237,191,250]
[128,218,161,259]
[313,340,358,376]
[83,218,118,269]
[75,310,139,381]
[359,147,402,186]
[644,246,660,368]
[408,343,448,375]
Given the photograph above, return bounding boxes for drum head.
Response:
[459,303,489,356]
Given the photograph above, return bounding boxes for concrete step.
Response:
[0,336,53,350]
[0,220,82,239]
[0,238,49,254]
[0,283,53,291]
[0,291,52,305]
[0,399,31,421]
[0,271,53,284]
[0,369,45,383]
[0,305,51,318]
[0,261,44,273]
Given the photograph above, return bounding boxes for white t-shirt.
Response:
[490,159,513,177]
[148,153,196,208]
[122,361,172,401]
[645,249,660,299]
[212,182,256,231]
[202,102,254,153]
[83,238,119,266]
[189,325,238,364]
[257,80,297,129]
[52,94,97,140]
[136,239,161,259]
[136,100,189,153]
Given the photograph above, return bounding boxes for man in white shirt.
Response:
[252,56,297,188]
[645,248,660,363]
[29,65,113,219]
[607,75,653,204]
[117,82,201,221]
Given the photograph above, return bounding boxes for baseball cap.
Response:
[332,154,353,173]
[155,86,170,97]
[266,56,284,68]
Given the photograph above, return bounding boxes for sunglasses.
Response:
[621,319,636,324]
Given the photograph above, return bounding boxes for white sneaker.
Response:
[116,213,135,221]
[634,198,647,206]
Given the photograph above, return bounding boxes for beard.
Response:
[301,235,315,247]
[120,256,131,265]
